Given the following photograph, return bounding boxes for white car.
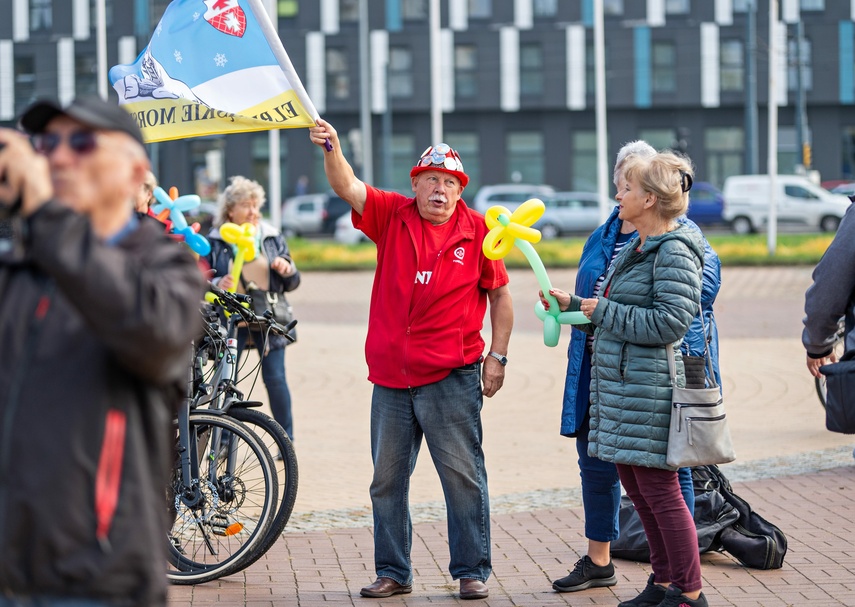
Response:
[472,183,555,215]
[722,174,850,234]
[533,192,601,239]
[334,212,369,244]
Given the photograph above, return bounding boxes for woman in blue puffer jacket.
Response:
[545,151,710,607]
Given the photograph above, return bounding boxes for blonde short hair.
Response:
[215,176,266,227]
[621,151,694,222]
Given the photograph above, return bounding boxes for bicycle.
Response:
[166,402,278,584]
[815,317,845,409]
[169,285,298,581]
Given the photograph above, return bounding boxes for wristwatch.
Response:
[488,351,508,366]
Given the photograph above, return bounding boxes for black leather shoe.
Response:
[359,577,413,598]
[459,578,489,600]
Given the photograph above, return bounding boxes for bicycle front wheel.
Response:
[226,407,298,571]
[167,411,278,584]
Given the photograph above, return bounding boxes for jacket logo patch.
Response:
[453,247,465,266]
[415,271,432,284]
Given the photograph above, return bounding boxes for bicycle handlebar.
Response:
[206,283,297,343]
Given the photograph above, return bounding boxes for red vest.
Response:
[354,186,509,388]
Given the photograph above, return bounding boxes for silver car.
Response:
[533,192,602,239]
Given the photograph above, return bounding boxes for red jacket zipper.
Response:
[95,409,127,551]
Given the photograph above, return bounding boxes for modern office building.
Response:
[2,0,855,203]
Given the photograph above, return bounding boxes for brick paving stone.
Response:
[167,269,855,605]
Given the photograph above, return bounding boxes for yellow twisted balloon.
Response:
[481,199,589,347]
[220,222,257,293]
[482,199,544,260]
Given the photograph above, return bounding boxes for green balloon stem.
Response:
[516,239,558,311]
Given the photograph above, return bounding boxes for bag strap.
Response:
[655,248,717,389]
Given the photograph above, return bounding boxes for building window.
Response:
[31,0,52,31]
[572,131,597,192]
[705,127,744,189]
[251,134,290,203]
[732,0,750,10]
[507,132,544,184]
[652,42,676,93]
[721,39,744,92]
[402,0,427,20]
[340,0,358,21]
[788,37,812,92]
[76,54,98,97]
[533,0,557,18]
[313,136,352,190]
[14,56,36,115]
[800,0,824,9]
[90,0,114,28]
[665,0,690,14]
[278,0,298,18]
[520,43,543,96]
[446,132,480,193]
[391,134,415,192]
[389,47,413,98]
[455,45,478,98]
[586,40,595,95]
[604,0,623,16]
[326,48,350,100]
[469,0,491,19]
[639,129,676,152]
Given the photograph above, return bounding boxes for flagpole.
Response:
[767,0,778,256]
[594,0,610,223]
[262,0,282,229]
[247,0,332,151]
[96,0,108,99]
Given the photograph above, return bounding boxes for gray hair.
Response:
[215,176,266,227]
[614,140,656,187]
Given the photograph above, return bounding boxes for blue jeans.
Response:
[237,328,293,440]
[577,421,695,542]
[370,363,491,584]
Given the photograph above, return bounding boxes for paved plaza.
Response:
[168,267,855,606]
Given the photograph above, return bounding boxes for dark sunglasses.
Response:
[31,130,98,156]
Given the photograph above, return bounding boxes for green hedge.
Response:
[288,233,834,271]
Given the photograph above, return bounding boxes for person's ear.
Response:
[411,176,418,193]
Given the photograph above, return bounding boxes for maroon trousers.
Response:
[616,463,702,593]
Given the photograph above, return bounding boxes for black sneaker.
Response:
[552,555,617,592]
[657,584,708,607]
[617,574,668,607]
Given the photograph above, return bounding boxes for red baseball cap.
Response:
[409,143,469,189]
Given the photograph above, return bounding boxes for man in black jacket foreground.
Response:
[0,97,205,606]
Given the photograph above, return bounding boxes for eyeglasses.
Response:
[31,131,98,156]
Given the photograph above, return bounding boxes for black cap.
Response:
[19,96,145,148]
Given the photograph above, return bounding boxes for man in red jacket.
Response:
[310,119,513,600]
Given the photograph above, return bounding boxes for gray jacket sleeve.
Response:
[802,202,855,357]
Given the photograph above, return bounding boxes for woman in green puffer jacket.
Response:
[543,152,708,607]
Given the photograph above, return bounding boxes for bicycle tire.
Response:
[226,407,299,571]
[167,411,278,584]
[815,319,846,409]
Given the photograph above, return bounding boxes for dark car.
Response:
[686,182,725,225]
[321,194,353,235]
